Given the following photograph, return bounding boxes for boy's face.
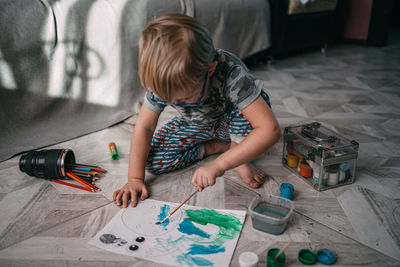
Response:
[171,61,218,107]
[171,72,209,106]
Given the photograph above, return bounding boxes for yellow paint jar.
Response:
[287,154,298,168]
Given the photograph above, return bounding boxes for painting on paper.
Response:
[89,199,246,266]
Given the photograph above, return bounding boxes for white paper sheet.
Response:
[89,199,245,266]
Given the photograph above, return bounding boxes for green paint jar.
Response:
[267,248,285,267]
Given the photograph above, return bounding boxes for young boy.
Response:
[113,13,280,208]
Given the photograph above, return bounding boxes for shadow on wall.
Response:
[0,0,172,112]
[119,0,183,113]
[0,0,52,93]
[60,0,102,102]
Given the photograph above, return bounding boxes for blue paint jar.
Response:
[280,183,294,200]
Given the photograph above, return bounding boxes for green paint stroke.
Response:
[185,209,242,245]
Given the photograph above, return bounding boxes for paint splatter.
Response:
[178,218,211,238]
[187,244,225,255]
[185,209,242,245]
[185,209,241,231]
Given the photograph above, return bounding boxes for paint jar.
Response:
[267,248,285,267]
[313,175,328,186]
[338,162,351,182]
[280,183,294,200]
[239,251,259,267]
[325,165,339,186]
[312,163,328,186]
[299,163,312,178]
[312,162,320,184]
[287,154,298,168]
[19,149,76,179]
[248,194,294,235]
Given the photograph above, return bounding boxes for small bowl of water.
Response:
[248,194,294,235]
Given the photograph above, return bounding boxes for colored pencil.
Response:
[67,166,105,174]
[66,171,100,191]
[66,164,106,173]
[67,166,92,172]
[90,167,106,173]
[70,170,91,178]
[69,169,99,176]
[52,179,94,192]
[68,163,98,168]
[70,173,93,183]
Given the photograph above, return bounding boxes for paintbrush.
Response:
[274,240,293,260]
[156,188,199,224]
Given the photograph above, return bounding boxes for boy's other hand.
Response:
[191,162,224,191]
[113,179,149,208]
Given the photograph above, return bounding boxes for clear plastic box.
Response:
[248,194,294,235]
[282,122,359,191]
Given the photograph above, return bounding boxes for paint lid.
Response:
[317,248,337,265]
[298,249,317,265]
[280,183,294,200]
[239,251,259,267]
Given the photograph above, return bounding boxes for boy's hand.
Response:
[191,162,224,191]
[113,179,149,208]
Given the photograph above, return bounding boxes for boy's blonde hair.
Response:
[139,13,215,103]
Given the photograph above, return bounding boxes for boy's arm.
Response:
[192,96,280,189]
[113,104,160,207]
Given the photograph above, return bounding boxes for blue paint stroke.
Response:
[177,254,214,266]
[187,244,225,255]
[178,218,211,238]
[155,236,185,250]
[154,236,183,255]
[192,256,214,266]
[157,204,170,228]
[167,235,185,245]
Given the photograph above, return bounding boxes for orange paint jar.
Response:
[299,163,312,178]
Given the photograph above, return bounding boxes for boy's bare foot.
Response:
[234,163,267,188]
[203,140,267,188]
[204,139,230,156]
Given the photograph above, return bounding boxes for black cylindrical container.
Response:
[19,149,76,179]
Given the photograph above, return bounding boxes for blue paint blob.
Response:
[187,244,226,255]
[157,204,170,226]
[178,218,211,238]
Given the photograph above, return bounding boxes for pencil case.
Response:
[19,149,76,179]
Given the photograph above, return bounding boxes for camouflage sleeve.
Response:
[143,91,166,113]
[225,66,262,111]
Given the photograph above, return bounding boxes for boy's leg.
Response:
[146,118,217,174]
[204,139,231,156]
